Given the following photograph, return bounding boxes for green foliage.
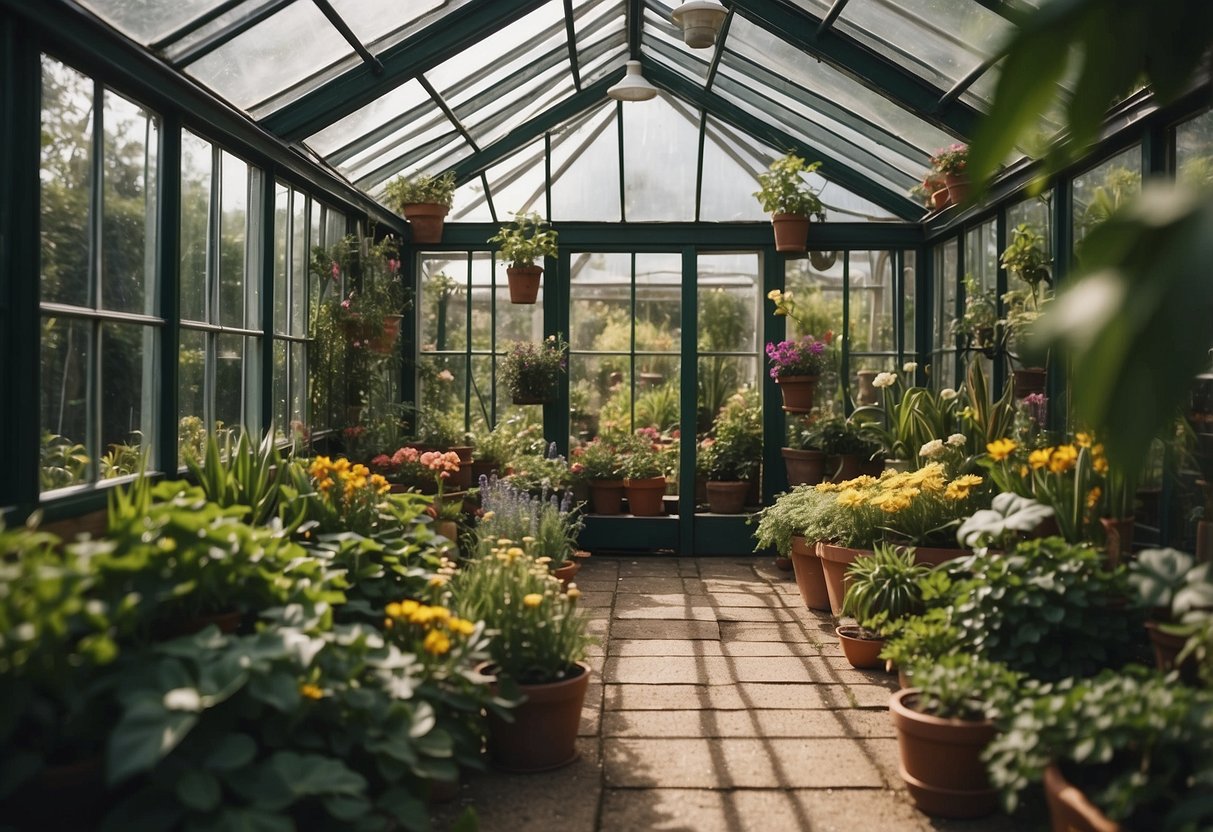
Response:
[956,492,1057,551]
[417,408,468,450]
[878,608,963,674]
[571,437,624,480]
[699,392,763,481]
[384,170,456,209]
[186,429,287,527]
[851,369,960,464]
[805,416,879,458]
[453,542,590,684]
[634,382,681,433]
[952,275,1000,350]
[498,334,568,401]
[479,476,583,562]
[983,668,1213,825]
[1130,547,1213,623]
[618,432,668,480]
[960,357,1016,449]
[841,544,931,631]
[928,538,1141,681]
[909,654,1023,722]
[503,444,573,495]
[753,154,825,219]
[752,485,837,557]
[39,431,89,490]
[488,211,558,267]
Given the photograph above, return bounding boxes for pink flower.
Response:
[341,298,351,309]
[388,259,400,273]
[330,261,340,280]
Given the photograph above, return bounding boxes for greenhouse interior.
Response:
[1,0,1212,829]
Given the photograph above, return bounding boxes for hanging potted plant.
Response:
[452,539,592,773]
[837,543,931,669]
[323,234,410,355]
[753,153,826,252]
[699,396,763,514]
[384,170,456,244]
[498,334,568,405]
[999,223,1053,398]
[929,143,969,205]
[488,211,559,304]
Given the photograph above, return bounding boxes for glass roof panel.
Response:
[305,78,431,160]
[551,105,622,221]
[581,38,631,85]
[335,96,452,182]
[183,1,352,110]
[832,0,1010,95]
[623,92,699,221]
[456,54,576,147]
[449,176,495,223]
[362,132,474,194]
[76,0,233,44]
[641,1,709,83]
[327,0,458,47]
[483,138,549,220]
[700,117,775,222]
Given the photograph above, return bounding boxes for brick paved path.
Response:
[433,557,1020,832]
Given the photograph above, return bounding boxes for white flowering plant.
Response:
[851,367,963,466]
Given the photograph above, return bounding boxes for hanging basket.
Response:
[507,265,543,304]
[774,374,819,413]
[771,213,811,253]
[402,202,448,244]
[368,314,403,354]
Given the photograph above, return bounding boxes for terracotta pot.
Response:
[1013,366,1047,400]
[902,545,971,568]
[368,314,403,354]
[819,543,870,616]
[775,374,819,413]
[789,536,831,611]
[624,476,667,516]
[706,480,748,514]
[1043,764,1120,832]
[774,555,794,572]
[553,559,580,589]
[1099,516,1134,567]
[485,662,591,772]
[402,202,448,244]
[506,265,543,304]
[512,390,552,405]
[1199,520,1213,564]
[890,688,999,818]
[771,212,810,253]
[1144,619,1195,680]
[855,369,880,405]
[434,520,459,542]
[828,453,862,483]
[930,188,951,212]
[837,625,885,669]
[782,447,826,486]
[943,173,970,205]
[8,754,105,828]
[588,478,625,515]
[447,444,474,490]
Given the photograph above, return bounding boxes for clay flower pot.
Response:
[836,625,885,669]
[624,476,666,516]
[782,447,826,486]
[1012,366,1047,399]
[368,313,403,354]
[789,536,830,611]
[943,173,970,205]
[774,556,794,572]
[775,374,820,413]
[1043,764,1120,832]
[706,480,748,514]
[588,478,625,515]
[402,202,448,244]
[819,543,870,615]
[1099,516,1134,567]
[553,559,580,589]
[448,444,474,490]
[890,688,999,818]
[506,265,543,304]
[771,212,810,252]
[484,662,591,772]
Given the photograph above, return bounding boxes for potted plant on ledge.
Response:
[838,543,931,669]
[699,397,763,514]
[499,334,568,405]
[574,438,626,515]
[620,432,668,517]
[929,143,969,205]
[754,153,826,252]
[488,211,559,304]
[384,170,456,244]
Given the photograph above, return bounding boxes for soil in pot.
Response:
[890,688,999,819]
[789,537,830,611]
[484,662,591,772]
[836,625,885,669]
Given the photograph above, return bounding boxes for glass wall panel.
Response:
[903,251,917,353]
[623,92,698,221]
[1072,146,1141,244]
[181,130,212,323]
[40,58,93,310]
[178,328,207,464]
[101,90,157,315]
[100,323,153,462]
[219,151,249,327]
[215,333,248,428]
[40,317,91,489]
[1176,110,1213,187]
[785,252,845,415]
[696,253,760,437]
[932,239,960,390]
[274,184,290,335]
[485,140,548,219]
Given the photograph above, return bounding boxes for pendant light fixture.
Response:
[672,1,728,49]
[607,60,657,101]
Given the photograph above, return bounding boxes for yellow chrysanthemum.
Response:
[952,474,983,488]
[428,575,448,588]
[1093,456,1109,475]
[987,438,1018,461]
[1028,448,1051,470]
[1086,486,1103,509]
[1048,445,1078,474]
[423,630,452,656]
[523,593,544,608]
[428,606,451,623]
[385,602,403,618]
[836,489,867,507]
[448,618,476,636]
[299,683,324,700]
[945,483,971,501]
[815,482,841,493]
[1076,432,1093,448]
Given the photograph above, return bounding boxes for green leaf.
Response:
[204,733,257,772]
[324,795,372,821]
[108,698,199,785]
[267,751,367,798]
[377,786,429,831]
[201,808,295,832]
[451,807,479,832]
[248,670,301,712]
[176,769,221,812]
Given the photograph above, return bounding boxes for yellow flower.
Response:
[945,483,971,501]
[836,489,867,507]
[299,683,324,700]
[428,575,448,588]
[385,602,403,618]
[399,600,420,619]
[371,473,391,493]
[567,587,582,600]
[767,289,782,301]
[1075,432,1093,448]
[1028,448,1051,470]
[523,593,544,608]
[448,617,476,636]
[506,546,525,562]
[1048,445,1078,474]
[428,606,451,623]
[481,511,495,521]
[951,474,983,488]
[1086,486,1103,509]
[423,630,452,656]
[815,482,841,493]
[1093,455,1109,475]
[986,439,1018,461]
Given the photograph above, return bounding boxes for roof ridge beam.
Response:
[260,0,549,141]
[730,0,980,139]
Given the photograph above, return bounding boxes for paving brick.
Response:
[609,619,720,640]
[615,576,686,594]
[578,591,615,608]
[613,639,726,657]
[717,621,815,643]
[618,559,684,577]
[603,737,884,788]
[604,655,846,685]
[604,683,858,711]
[713,606,798,623]
[603,708,895,739]
[720,640,823,657]
[697,592,785,608]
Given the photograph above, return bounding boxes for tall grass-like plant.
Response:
[452,541,589,684]
[186,429,286,526]
[851,366,960,465]
[842,543,931,635]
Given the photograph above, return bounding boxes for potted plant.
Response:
[384,170,456,244]
[999,223,1052,398]
[891,654,1023,818]
[985,669,1213,832]
[322,234,410,354]
[837,543,931,669]
[806,416,881,482]
[782,416,827,486]
[478,475,585,583]
[1129,546,1213,677]
[752,153,826,252]
[929,142,969,204]
[470,418,528,483]
[699,397,763,514]
[953,275,1001,356]
[754,485,837,611]
[488,211,558,304]
[453,539,592,772]
[765,332,832,413]
[909,172,950,212]
[619,432,668,517]
[850,365,960,469]
[417,410,474,489]
[574,438,626,515]
[498,334,568,405]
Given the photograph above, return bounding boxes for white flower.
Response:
[940,387,958,401]
[919,439,945,459]
[947,433,966,447]
[903,361,918,373]
[782,290,793,302]
[872,372,897,389]
[767,289,781,301]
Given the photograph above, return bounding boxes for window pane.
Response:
[699,118,773,222]
[551,105,621,222]
[324,207,345,247]
[697,253,758,352]
[99,323,152,472]
[180,131,212,322]
[290,341,307,428]
[273,338,288,438]
[1176,110,1213,187]
[469,353,494,433]
[77,0,230,44]
[634,366,681,432]
[933,239,959,390]
[215,333,248,428]
[496,272,544,344]
[698,356,758,430]
[850,251,895,355]
[903,251,916,353]
[179,327,207,463]
[40,57,94,309]
[965,219,998,294]
[421,255,467,352]
[623,92,698,221]
[635,253,681,353]
[40,317,91,491]
[219,151,248,327]
[1072,146,1141,244]
[1007,195,1053,257]
[292,190,308,336]
[785,252,845,415]
[571,355,631,437]
[449,177,495,223]
[274,183,289,334]
[485,138,548,220]
[101,90,158,315]
[570,252,631,352]
[469,253,494,352]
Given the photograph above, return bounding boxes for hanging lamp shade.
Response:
[672,1,728,48]
[607,60,658,101]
